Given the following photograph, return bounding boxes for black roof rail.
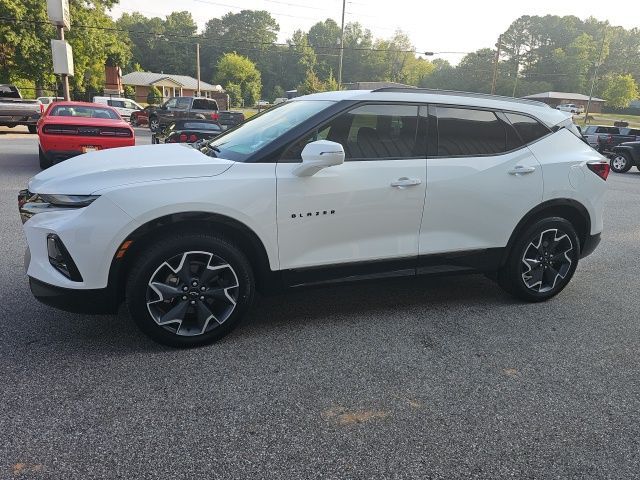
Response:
[371,87,551,108]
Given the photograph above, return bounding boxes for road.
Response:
[1,126,639,479]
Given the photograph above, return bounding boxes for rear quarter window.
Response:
[505,113,551,144]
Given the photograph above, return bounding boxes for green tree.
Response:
[600,74,639,108]
[297,69,325,95]
[117,11,196,75]
[215,53,261,106]
[224,82,242,107]
[0,0,130,96]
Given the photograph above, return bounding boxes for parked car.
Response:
[607,141,640,173]
[152,119,222,144]
[0,84,43,133]
[556,103,584,114]
[37,101,134,169]
[129,105,155,127]
[148,97,219,132]
[19,88,608,347]
[93,96,144,119]
[217,110,245,130]
[582,125,638,149]
[37,96,64,106]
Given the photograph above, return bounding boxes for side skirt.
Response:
[281,248,505,289]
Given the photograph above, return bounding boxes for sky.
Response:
[108,0,640,64]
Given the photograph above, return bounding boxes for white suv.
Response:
[19,88,609,347]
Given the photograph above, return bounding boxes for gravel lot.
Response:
[1,126,639,479]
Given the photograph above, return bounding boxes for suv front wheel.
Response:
[498,217,580,302]
[126,232,255,347]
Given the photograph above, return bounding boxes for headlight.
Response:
[38,194,100,207]
[18,190,99,223]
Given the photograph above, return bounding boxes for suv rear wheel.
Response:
[498,217,579,302]
[126,232,255,347]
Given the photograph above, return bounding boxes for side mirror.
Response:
[293,140,345,177]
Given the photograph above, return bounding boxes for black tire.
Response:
[126,232,254,347]
[130,117,138,127]
[610,152,632,173]
[497,217,580,302]
[38,147,52,169]
[28,125,37,134]
[149,116,160,132]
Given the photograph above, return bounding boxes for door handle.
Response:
[391,177,422,188]
[508,165,536,175]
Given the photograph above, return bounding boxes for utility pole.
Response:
[584,28,607,125]
[491,35,502,95]
[196,43,201,97]
[337,0,346,89]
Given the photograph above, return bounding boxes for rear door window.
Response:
[435,107,517,157]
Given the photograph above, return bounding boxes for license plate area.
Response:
[82,146,99,153]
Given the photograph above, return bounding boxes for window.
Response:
[176,98,191,109]
[164,98,178,109]
[282,104,423,161]
[49,105,119,119]
[435,107,516,157]
[183,122,221,131]
[192,98,209,110]
[108,100,125,108]
[208,99,218,110]
[203,100,334,162]
[595,126,619,134]
[505,113,550,144]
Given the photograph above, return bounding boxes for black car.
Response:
[608,141,640,173]
[218,110,245,130]
[152,119,222,144]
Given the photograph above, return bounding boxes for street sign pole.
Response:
[47,0,72,100]
[57,25,71,101]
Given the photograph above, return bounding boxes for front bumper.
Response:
[29,277,119,314]
[580,232,601,259]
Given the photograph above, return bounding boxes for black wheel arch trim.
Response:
[108,211,278,305]
[502,199,592,266]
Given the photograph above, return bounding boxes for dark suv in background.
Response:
[148,97,219,132]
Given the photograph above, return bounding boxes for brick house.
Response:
[121,71,229,110]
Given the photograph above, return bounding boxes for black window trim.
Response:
[277,100,429,163]
[429,103,553,159]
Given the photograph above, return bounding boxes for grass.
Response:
[578,112,640,128]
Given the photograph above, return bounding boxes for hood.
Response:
[29,144,234,195]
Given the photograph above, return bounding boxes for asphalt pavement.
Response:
[1,126,639,479]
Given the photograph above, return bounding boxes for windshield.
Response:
[50,105,120,119]
[201,100,334,161]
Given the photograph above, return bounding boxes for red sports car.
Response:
[37,101,135,169]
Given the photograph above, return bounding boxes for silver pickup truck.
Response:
[0,84,42,133]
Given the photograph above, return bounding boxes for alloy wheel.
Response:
[611,155,627,171]
[521,229,573,293]
[146,251,239,337]
[150,119,159,131]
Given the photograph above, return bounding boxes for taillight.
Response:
[211,112,219,121]
[188,134,197,142]
[179,134,188,142]
[99,128,133,137]
[43,125,78,135]
[587,161,610,181]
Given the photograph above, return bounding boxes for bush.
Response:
[147,86,162,105]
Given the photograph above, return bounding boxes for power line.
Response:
[0,16,448,56]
